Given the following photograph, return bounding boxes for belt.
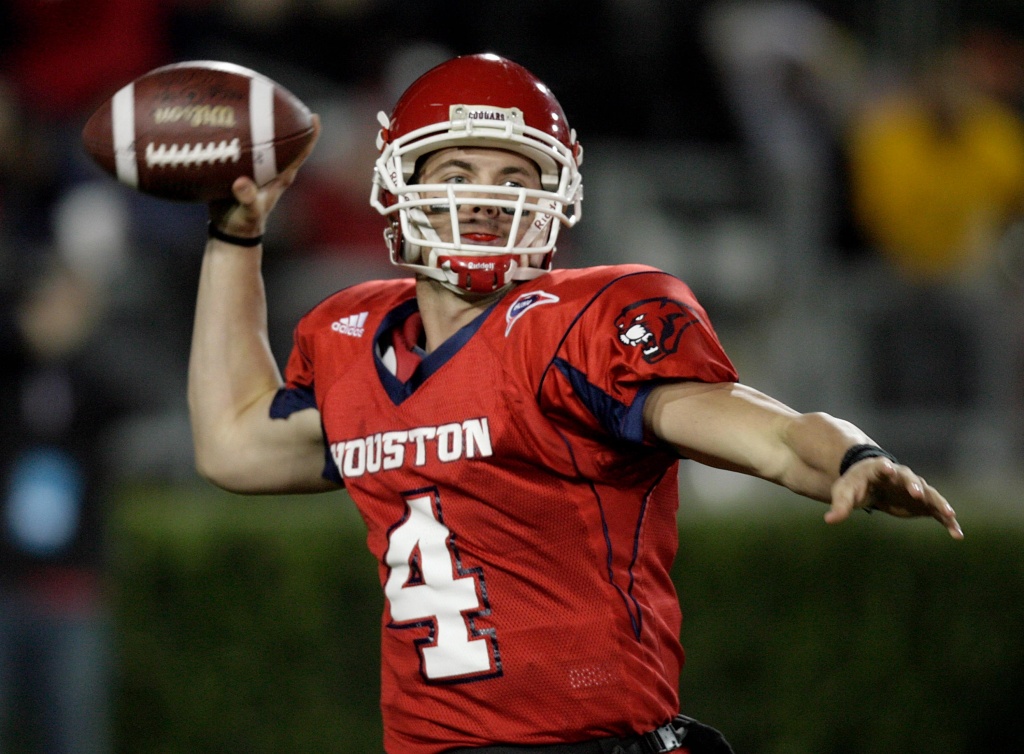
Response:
[446,717,686,754]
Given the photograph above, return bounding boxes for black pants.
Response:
[444,715,735,754]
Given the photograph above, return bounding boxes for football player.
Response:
[191,53,962,753]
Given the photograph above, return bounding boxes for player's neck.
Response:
[415,277,506,353]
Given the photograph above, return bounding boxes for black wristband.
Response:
[839,444,899,476]
[208,222,263,247]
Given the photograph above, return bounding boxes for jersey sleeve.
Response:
[281,314,317,393]
[273,316,344,486]
[542,268,737,445]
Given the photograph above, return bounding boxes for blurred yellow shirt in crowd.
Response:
[848,92,1024,281]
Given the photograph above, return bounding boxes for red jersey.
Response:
[280,264,737,753]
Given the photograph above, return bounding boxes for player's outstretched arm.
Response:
[188,118,334,494]
[643,381,963,539]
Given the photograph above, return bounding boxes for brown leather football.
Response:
[82,60,315,202]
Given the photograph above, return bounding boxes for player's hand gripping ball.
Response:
[82,61,315,202]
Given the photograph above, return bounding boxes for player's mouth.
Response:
[462,233,503,245]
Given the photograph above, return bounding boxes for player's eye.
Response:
[499,182,531,216]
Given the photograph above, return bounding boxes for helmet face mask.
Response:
[371,55,583,295]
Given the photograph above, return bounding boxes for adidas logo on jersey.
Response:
[332,312,368,337]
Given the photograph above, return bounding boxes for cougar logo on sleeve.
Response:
[615,298,700,363]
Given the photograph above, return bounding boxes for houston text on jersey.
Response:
[329,418,492,479]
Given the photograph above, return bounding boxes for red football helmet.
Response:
[371,53,583,294]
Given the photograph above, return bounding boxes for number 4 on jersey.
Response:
[384,489,501,682]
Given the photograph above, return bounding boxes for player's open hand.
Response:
[826,457,963,539]
[208,114,321,240]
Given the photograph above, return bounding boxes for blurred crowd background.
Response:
[4,0,1024,489]
[1,0,1023,751]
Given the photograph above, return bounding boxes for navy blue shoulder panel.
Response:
[270,384,317,418]
[553,357,658,444]
[269,386,341,486]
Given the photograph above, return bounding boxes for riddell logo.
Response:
[332,312,369,337]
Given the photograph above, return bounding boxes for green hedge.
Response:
[111,486,382,753]
[109,484,1024,753]
[672,511,1024,753]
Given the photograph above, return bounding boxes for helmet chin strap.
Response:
[436,254,520,294]
[403,252,549,295]
[404,204,439,264]
[516,200,556,249]
[400,200,553,295]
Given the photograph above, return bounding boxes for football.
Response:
[81,60,315,202]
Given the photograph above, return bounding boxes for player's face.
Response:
[414,148,543,247]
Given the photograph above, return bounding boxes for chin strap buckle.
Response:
[438,255,518,294]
